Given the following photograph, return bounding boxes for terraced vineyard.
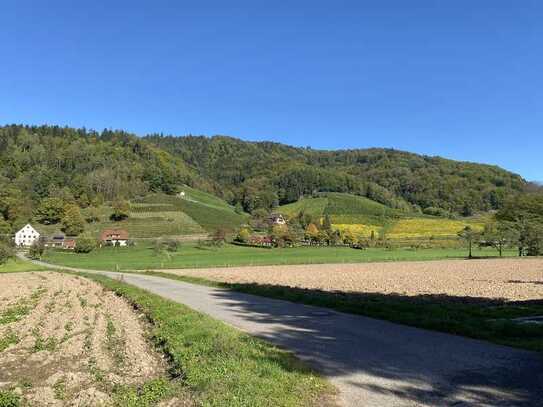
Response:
[135,192,248,232]
[278,193,486,241]
[277,193,399,226]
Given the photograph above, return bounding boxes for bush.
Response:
[75,234,97,253]
[0,242,14,265]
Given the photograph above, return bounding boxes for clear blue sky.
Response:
[1,1,541,180]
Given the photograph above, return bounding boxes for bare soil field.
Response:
[160,258,543,301]
[0,272,179,406]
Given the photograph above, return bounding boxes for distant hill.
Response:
[146,134,526,215]
[0,124,528,237]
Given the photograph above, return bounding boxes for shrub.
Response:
[0,242,14,265]
[75,234,97,253]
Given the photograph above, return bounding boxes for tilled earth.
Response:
[161,258,543,301]
[0,272,177,406]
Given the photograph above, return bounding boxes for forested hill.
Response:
[0,125,210,207]
[0,124,527,219]
[145,134,526,215]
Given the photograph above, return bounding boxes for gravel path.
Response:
[20,255,543,406]
[159,258,543,301]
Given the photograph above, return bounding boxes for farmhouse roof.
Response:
[100,229,129,241]
[64,239,76,249]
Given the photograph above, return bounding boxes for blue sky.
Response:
[1,1,541,180]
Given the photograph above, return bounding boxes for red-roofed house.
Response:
[100,229,129,247]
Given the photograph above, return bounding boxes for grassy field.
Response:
[79,272,335,406]
[42,244,517,271]
[0,258,46,273]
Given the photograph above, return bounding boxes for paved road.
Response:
[19,256,543,406]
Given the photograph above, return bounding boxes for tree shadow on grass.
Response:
[207,283,543,406]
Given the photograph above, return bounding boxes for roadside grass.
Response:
[42,244,517,271]
[0,258,47,273]
[140,271,543,352]
[79,272,336,407]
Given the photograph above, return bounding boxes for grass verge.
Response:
[139,271,543,352]
[78,272,336,407]
[0,258,47,273]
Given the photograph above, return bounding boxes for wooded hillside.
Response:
[146,134,526,215]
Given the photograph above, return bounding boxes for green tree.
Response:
[110,199,130,221]
[458,226,479,259]
[75,234,97,253]
[28,240,45,260]
[61,204,85,236]
[480,221,518,257]
[35,198,65,224]
[0,219,11,239]
[0,242,14,264]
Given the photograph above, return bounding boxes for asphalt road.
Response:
[19,256,543,406]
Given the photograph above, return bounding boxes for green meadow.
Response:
[42,243,516,271]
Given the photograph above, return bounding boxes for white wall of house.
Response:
[111,239,128,247]
[14,224,40,247]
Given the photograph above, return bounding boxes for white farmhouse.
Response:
[15,224,40,247]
